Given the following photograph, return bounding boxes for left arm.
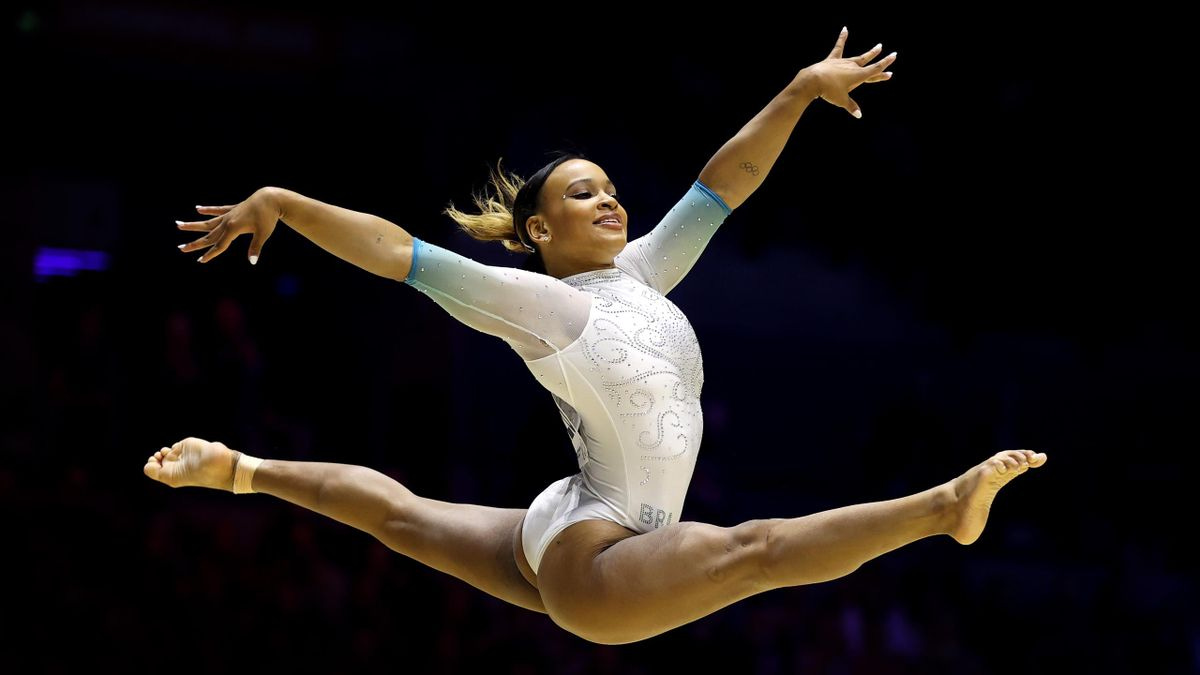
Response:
[698,27,897,210]
[697,78,820,211]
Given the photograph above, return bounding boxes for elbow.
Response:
[719,189,746,211]
[393,238,416,283]
[708,184,745,211]
[695,177,744,212]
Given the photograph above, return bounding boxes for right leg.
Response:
[144,437,545,613]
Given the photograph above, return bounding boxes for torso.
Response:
[522,266,705,538]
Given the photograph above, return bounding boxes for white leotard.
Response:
[404,179,733,573]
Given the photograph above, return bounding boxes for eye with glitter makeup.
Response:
[571,191,620,201]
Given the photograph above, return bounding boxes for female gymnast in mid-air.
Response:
[147,29,1045,645]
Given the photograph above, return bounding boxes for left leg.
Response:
[537,449,1046,644]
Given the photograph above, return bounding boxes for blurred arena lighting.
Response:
[34,247,111,282]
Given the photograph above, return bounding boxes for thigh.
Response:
[377,495,546,614]
[536,518,770,644]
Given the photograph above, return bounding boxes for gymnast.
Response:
[149,28,1046,644]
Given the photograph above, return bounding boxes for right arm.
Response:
[266,187,416,282]
[185,187,589,361]
[272,187,591,360]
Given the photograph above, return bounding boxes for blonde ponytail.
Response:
[443,158,530,254]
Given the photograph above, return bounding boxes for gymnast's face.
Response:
[528,159,628,277]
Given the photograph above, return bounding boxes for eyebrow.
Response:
[565,177,615,190]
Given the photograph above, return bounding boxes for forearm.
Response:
[265,187,414,281]
[697,71,821,211]
[242,454,411,536]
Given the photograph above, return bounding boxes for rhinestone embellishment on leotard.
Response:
[560,268,704,465]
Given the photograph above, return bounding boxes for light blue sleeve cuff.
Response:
[404,236,423,285]
[692,179,733,217]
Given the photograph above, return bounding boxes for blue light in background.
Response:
[275,273,300,298]
[34,247,111,282]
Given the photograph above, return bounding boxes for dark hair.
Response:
[511,150,588,254]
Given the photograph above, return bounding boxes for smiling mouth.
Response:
[595,218,622,229]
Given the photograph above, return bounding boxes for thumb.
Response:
[844,96,864,118]
[248,235,265,265]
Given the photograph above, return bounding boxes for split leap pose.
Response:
[149,29,1046,645]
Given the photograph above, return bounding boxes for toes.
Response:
[993,453,1023,473]
[1002,450,1028,471]
[1014,449,1047,468]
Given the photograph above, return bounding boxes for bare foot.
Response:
[949,449,1047,545]
[144,437,239,491]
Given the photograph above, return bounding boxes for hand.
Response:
[796,27,897,119]
[176,187,283,264]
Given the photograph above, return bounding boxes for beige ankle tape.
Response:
[233,454,262,494]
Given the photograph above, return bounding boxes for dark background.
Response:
[4,2,1192,673]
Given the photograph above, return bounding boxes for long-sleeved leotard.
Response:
[405,179,733,573]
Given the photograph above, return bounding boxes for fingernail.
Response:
[885,71,893,77]
[175,220,185,226]
[250,255,259,265]
[841,26,847,33]
[875,43,882,51]
[178,244,186,249]
[197,255,205,262]
[852,109,862,119]
[195,205,204,210]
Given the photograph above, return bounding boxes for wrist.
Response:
[258,186,290,222]
[787,69,822,102]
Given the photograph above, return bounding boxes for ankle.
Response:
[929,482,958,536]
[232,451,263,494]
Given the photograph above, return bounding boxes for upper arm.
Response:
[615,179,734,295]
[403,237,591,360]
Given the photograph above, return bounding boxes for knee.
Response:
[666,521,775,591]
[721,519,779,591]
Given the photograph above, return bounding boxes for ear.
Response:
[527,217,550,241]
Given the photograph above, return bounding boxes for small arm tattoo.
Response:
[739,161,760,177]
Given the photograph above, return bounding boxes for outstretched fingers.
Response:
[827,26,848,59]
[175,216,220,233]
[852,42,883,66]
[176,217,227,261]
[863,51,898,81]
[197,227,236,263]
